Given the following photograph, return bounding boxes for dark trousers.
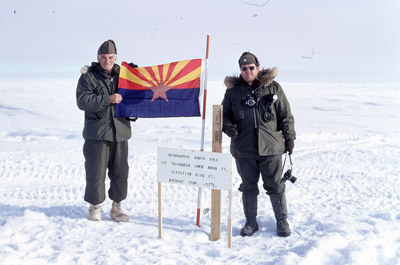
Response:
[235,155,285,195]
[83,139,129,205]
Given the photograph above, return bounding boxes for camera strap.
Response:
[282,152,293,171]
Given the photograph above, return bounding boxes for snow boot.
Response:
[269,192,291,237]
[88,204,101,221]
[110,201,129,222]
[240,193,259,237]
[277,218,291,237]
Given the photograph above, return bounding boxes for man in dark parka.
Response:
[76,40,134,222]
[221,52,296,237]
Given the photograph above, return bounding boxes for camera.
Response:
[241,95,257,107]
[281,169,297,184]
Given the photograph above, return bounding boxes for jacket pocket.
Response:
[85,112,99,120]
[85,107,108,121]
[258,129,285,155]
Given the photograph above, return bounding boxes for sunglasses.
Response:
[241,66,255,72]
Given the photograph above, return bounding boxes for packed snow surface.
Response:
[0,78,399,265]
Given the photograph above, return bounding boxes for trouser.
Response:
[236,155,288,221]
[235,155,285,195]
[83,139,129,205]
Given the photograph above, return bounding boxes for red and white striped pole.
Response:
[197,35,210,227]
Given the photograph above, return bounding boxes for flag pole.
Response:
[197,35,210,227]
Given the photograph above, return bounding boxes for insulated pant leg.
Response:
[83,140,109,205]
[259,155,285,195]
[235,157,261,195]
[258,155,288,221]
[107,141,129,203]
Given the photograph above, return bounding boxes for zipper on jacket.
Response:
[253,108,257,128]
[252,89,258,128]
[110,76,115,94]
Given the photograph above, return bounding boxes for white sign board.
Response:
[157,148,232,190]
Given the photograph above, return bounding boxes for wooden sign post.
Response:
[210,105,233,248]
[158,182,162,238]
[210,105,223,241]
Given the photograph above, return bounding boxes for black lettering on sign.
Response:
[168,153,190,159]
[171,162,191,167]
[171,170,192,176]
[168,179,184,183]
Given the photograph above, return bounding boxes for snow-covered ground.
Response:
[0,77,399,265]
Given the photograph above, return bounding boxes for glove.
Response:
[128,63,138,68]
[223,124,238,138]
[285,140,294,155]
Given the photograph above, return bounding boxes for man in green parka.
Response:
[76,40,135,222]
[222,52,296,237]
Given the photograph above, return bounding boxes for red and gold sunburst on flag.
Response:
[119,59,202,101]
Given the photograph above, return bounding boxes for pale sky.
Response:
[1,0,399,83]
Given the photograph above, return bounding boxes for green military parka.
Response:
[76,63,131,142]
[221,67,295,157]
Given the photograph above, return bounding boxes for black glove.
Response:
[128,63,138,68]
[223,124,238,138]
[285,140,294,155]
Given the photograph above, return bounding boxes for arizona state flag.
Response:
[117,59,202,118]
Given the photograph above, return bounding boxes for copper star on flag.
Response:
[150,80,172,102]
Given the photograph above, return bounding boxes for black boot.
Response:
[240,193,259,237]
[269,192,291,237]
[276,218,290,237]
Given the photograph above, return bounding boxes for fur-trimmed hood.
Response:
[80,65,90,74]
[224,67,278,89]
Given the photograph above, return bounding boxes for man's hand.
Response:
[110,93,123,104]
[223,124,238,138]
